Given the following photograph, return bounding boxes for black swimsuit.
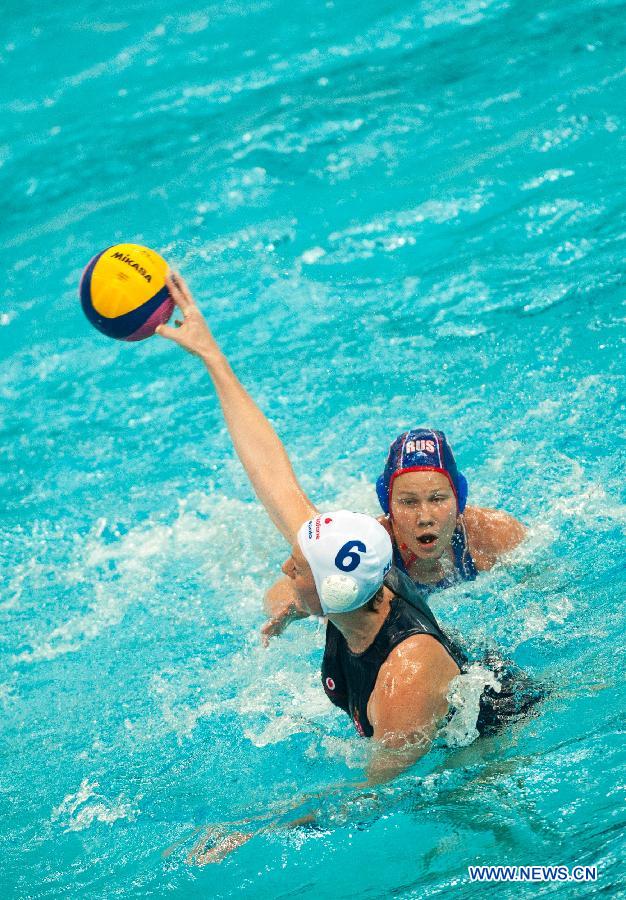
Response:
[321,566,544,738]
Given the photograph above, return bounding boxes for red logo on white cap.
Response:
[325,677,336,691]
[324,517,332,524]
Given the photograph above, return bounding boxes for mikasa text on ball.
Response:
[80,243,174,341]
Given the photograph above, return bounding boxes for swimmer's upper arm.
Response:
[464,505,526,569]
[366,635,458,784]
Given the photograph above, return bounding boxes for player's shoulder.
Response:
[463,505,526,564]
[379,634,454,692]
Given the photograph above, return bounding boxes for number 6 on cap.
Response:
[334,541,366,572]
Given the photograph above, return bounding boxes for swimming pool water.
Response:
[1,0,625,896]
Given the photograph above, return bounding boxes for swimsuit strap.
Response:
[451,517,479,580]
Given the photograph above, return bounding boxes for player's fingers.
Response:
[155,323,179,341]
[169,270,195,310]
[261,618,281,641]
[166,270,193,314]
[165,275,185,314]
[173,270,196,307]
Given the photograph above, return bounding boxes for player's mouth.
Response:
[416,532,438,546]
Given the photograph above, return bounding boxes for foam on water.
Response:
[442,664,503,747]
[52,779,141,833]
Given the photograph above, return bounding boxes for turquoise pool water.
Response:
[1,0,625,895]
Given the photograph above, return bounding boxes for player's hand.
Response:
[157,271,221,363]
[261,603,309,647]
[187,829,253,865]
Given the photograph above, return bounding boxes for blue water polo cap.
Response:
[376,428,468,514]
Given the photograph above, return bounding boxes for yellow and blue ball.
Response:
[80,243,174,341]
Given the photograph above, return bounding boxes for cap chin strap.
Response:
[457,473,468,513]
[320,574,360,614]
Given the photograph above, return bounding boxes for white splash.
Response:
[149,672,216,745]
[12,491,281,664]
[301,246,326,265]
[52,778,140,832]
[13,585,125,663]
[522,169,575,190]
[0,681,17,708]
[441,664,502,748]
[325,191,488,262]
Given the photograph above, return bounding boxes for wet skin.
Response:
[281,546,324,616]
[389,471,459,571]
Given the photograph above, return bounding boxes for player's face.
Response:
[390,471,458,560]
[282,546,324,616]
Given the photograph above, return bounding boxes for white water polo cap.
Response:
[296,511,393,614]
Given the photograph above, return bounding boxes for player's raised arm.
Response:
[157,272,315,543]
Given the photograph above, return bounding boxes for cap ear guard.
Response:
[376,474,389,514]
[320,574,360,613]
